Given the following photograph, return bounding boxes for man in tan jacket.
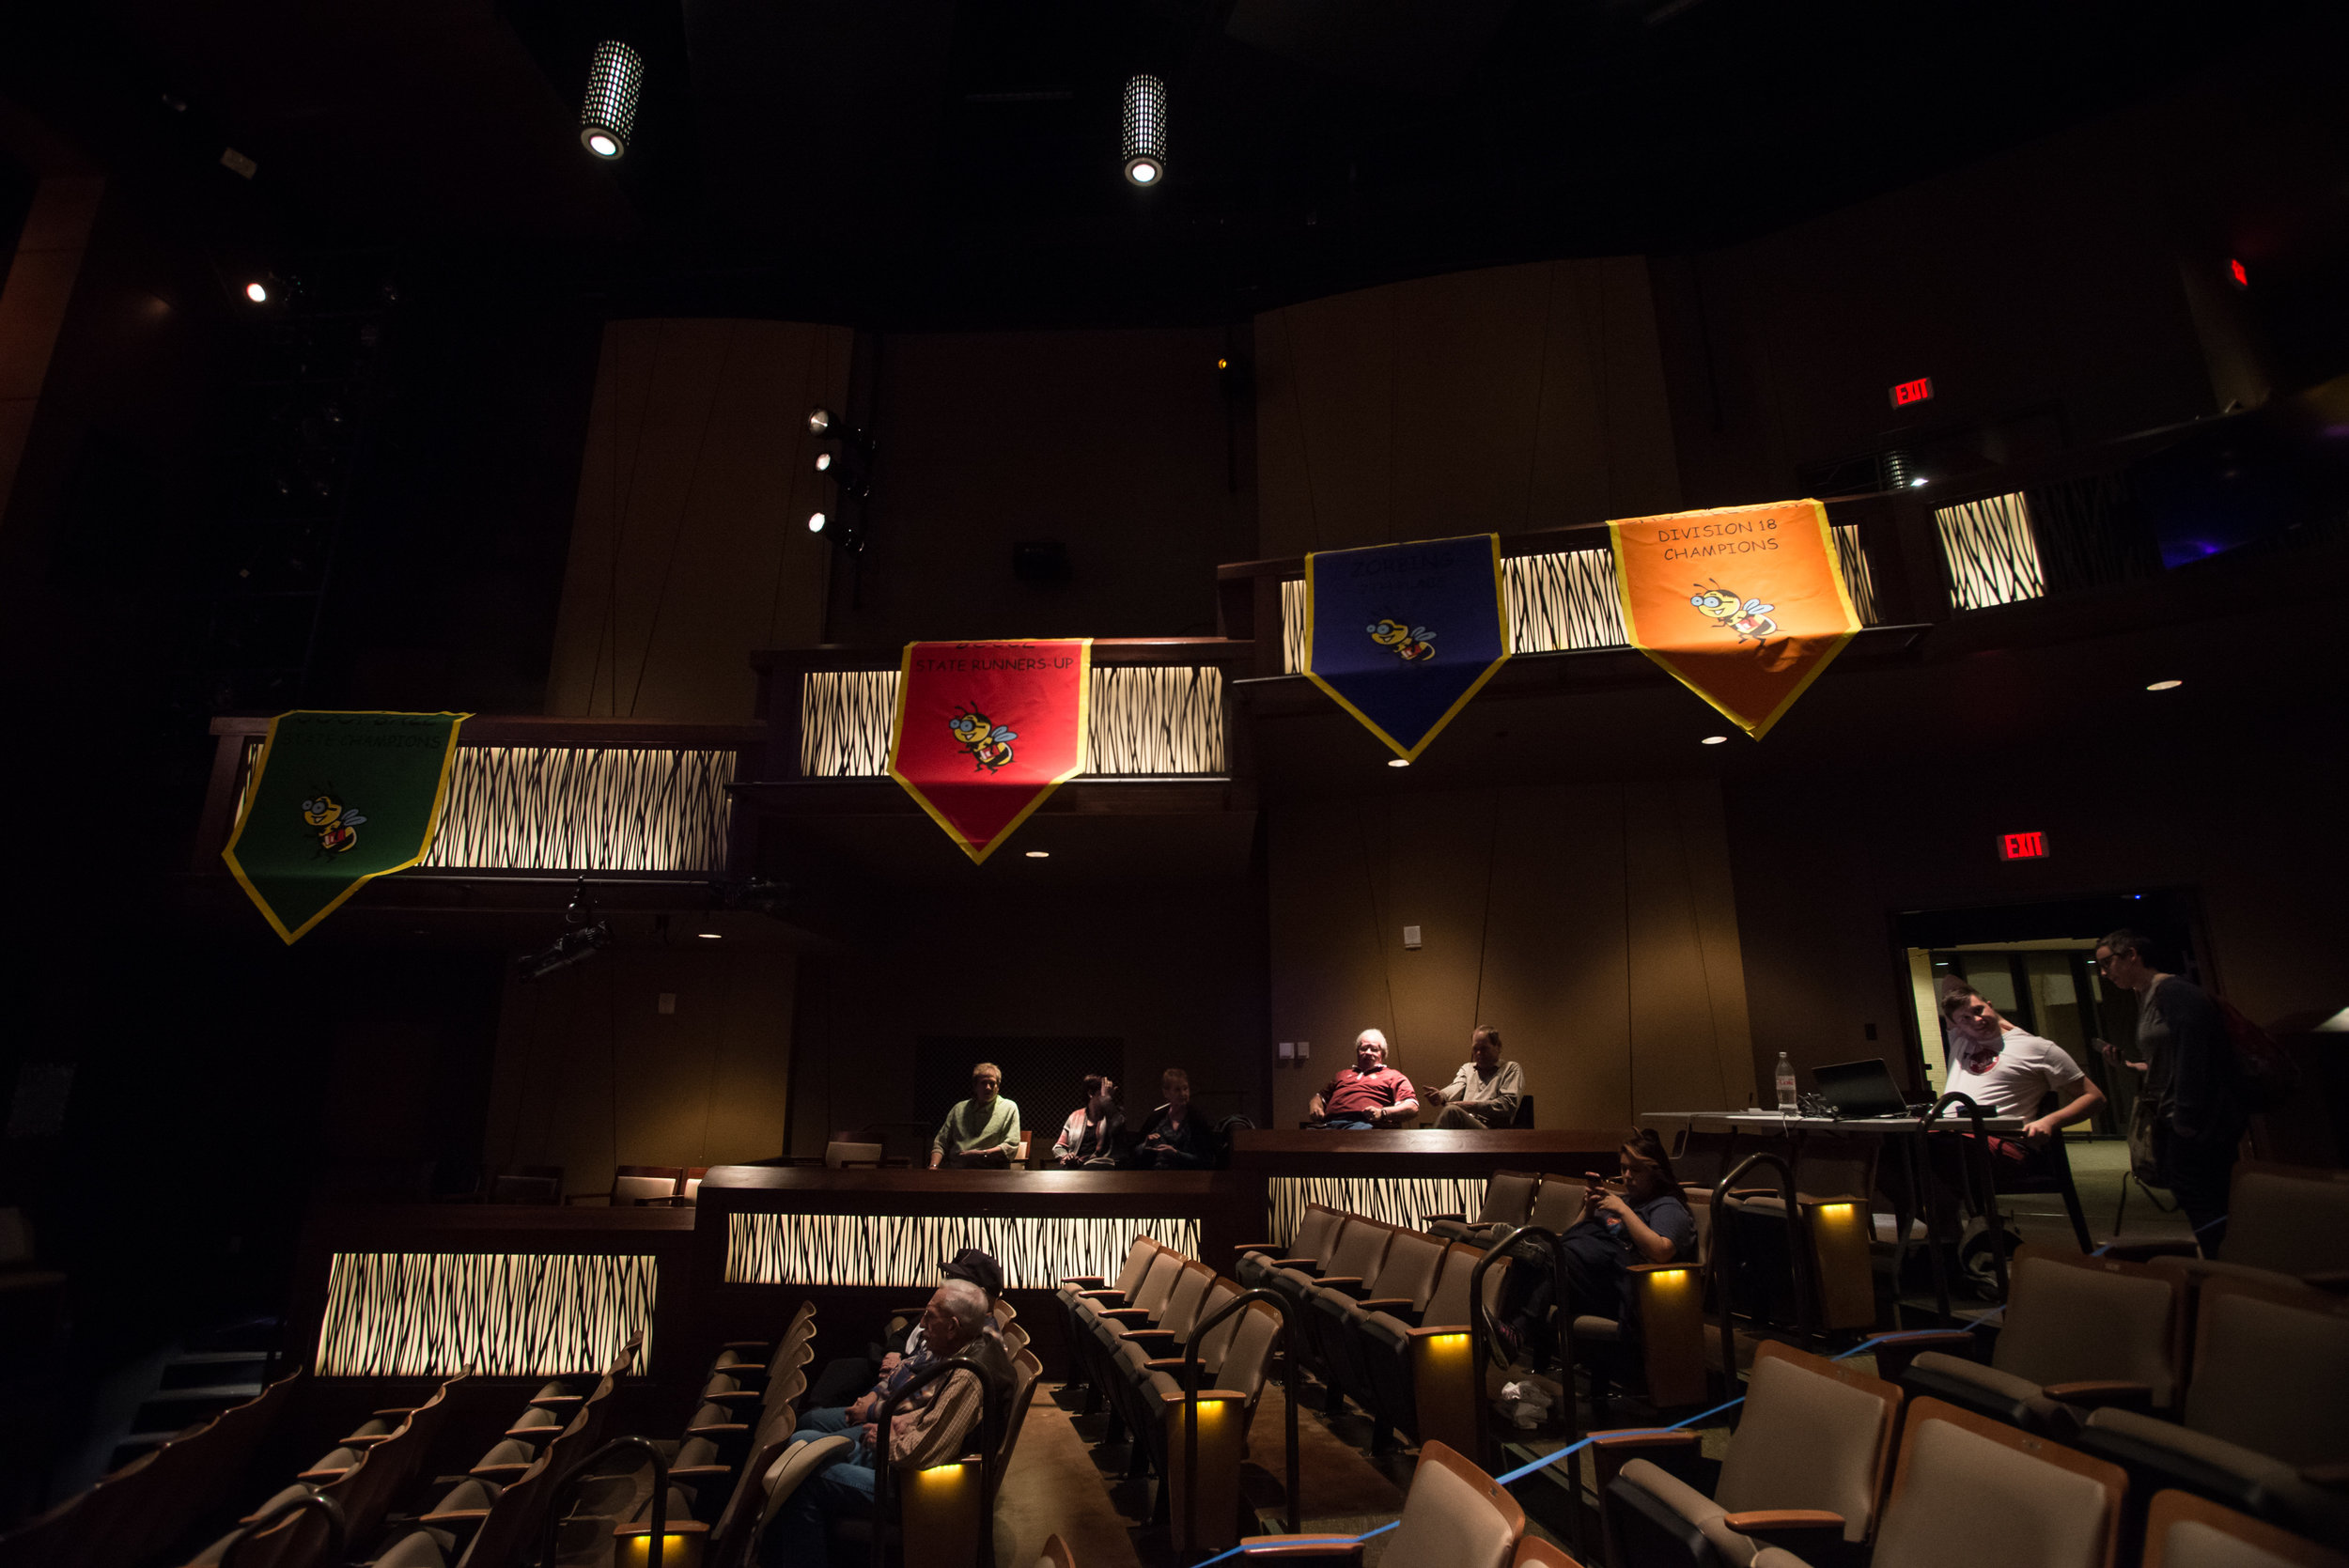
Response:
[761,1278,1010,1566]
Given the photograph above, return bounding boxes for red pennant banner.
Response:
[887,639,1093,862]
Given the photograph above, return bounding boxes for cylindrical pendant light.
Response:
[1122,74,1167,186]
[581,41,646,160]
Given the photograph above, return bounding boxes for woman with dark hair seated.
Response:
[1127,1069,1212,1170]
[1050,1075,1124,1168]
[1492,1126,1696,1363]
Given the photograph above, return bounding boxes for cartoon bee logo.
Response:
[300,792,366,856]
[947,706,1017,772]
[1366,618,1437,662]
[1689,581,1779,644]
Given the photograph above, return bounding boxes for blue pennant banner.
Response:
[1302,534,1512,761]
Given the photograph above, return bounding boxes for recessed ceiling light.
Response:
[1024,850,1050,859]
[2145,679,2183,691]
[1387,758,1410,768]
[244,281,268,303]
[807,511,827,533]
[1909,477,1929,489]
[1701,735,1729,745]
[696,932,722,939]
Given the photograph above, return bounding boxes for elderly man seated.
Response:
[1305,1029,1419,1129]
[928,1062,1023,1169]
[1423,1024,1525,1129]
[761,1279,1012,1568]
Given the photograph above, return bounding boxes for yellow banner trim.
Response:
[884,639,1094,865]
[1609,501,1858,740]
[220,710,473,945]
[1299,533,1514,762]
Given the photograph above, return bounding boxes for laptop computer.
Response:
[1811,1058,1912,1120]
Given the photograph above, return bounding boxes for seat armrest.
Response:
[2301,1460,2349,1488]
[421,1509,492,1527]
[1593,1428,1702,1495]
[470,1463,530,1483]
[291,1467,350,1487]
[670,1464,732,1481]
[2044,1380,2155,1412]
[1142,1358,1191,1372]
[1119,1328,1178,1346]
[722,1340,770,1353]
[1060,1275,1108,1289]
[2301,1270,2349,1294]
[1270,1258,1322,1271]
[1077,1289,1127,1301]
[1403,1323,1470,1338]
[1237,1535,1367,1562]
[2092,1240,2201,1263]
[1097,1307,1152,1324]
[686,1421,748,1438]
[1423,1214,1467,1225]
[1352,1297,1416,1313]
[1232,1244,1281,1256]
[1313,1276,1366,1294]
[1720,1510,1847,1559]
[705,1389,765,1408]
[1871,1330,1980,1385]
[528,1393,584,1410]
[373,1405,421,1419]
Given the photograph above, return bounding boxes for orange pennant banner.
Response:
[1609,499,1859,739]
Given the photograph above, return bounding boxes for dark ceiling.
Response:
[0,0,2326,327]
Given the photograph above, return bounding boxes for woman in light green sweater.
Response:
[929,1062,1023,1168]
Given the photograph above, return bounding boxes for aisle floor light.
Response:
[581,41,645,159]
[1123,74,1167,185]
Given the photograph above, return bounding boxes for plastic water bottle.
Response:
[1776,1052,1797,1113]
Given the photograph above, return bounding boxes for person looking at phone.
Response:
[1492,1128,1695,1364]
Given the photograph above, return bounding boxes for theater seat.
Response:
[1357,1241,1495,1453]
[1309,1227,1447,1424]
[2076,1274,2349,1543]
[1428,1171,1540,1245]
[1888,1250,2183,1432]
[1864,1398,2123,1568]
[1237,1203,1344,1289]
[1603,1342,1900,1568]
[1237,1440,1524,1566]
[2140,1488,2349,1568]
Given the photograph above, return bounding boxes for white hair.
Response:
[933,1278,988,1336]
[1356,1028,1388,1051]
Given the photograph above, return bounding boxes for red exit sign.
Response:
[1890,376,1935,408]
[1999,831,2049,861]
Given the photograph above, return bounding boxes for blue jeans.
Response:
[1313,1115,1375,1130]
[759,1428,874,1568]
[791,1405,857,1442]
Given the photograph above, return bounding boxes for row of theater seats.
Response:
[1595,1337,2345,1568]
[1236,1210,1507,1452]
[704,1294,1046,1568]
[1056,1234,1288,1514]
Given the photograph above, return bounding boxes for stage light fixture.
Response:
[1122,74,1167,186]
[244,281,269,303]
[808,510,827,533]
[580,41,645,159]
[520,878,614,981]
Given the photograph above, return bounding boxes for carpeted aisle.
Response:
[996,1386,1146,1568]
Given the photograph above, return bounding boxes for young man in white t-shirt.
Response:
[1937,979,2106,1146]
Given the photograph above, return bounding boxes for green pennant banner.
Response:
[222,710,470,943]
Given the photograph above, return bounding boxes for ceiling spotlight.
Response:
[1024,850,1050,859]
[1701,735,1729,745]
[243,281,269,303]
[815,451,833,473]
[696,932,723,939]
[1387,757,1410,768]
[807,407,833,436]
[808,510,827,534]
[2145,678,2184,691]
[580,40,645,159]
[1122,74,1167,186]
[1908,477,1929,489]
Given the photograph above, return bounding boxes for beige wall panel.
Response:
[1269,780,1749,1130]
[1255,257,1681,558]
[485,944,795,1196]
[1473,785,1635,1129]
[545,318,851,722]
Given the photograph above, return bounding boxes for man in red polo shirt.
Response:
[1306,1030,1420,1129]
